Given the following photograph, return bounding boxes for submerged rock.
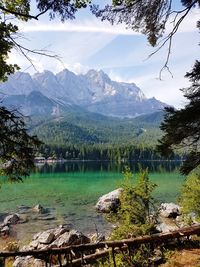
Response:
[95,188,123,213]
[37,214,55,221]
[17,205,31,214]
[32,204,46,214]
[0,225,10,236]
[159,203,181,218]
[3,213,21,225]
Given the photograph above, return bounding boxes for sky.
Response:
[8,0,200,108]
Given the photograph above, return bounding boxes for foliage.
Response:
[0,21,20,82]
[179,167,200,221]
[30,111,184,161]
[91,0,200,78]
[36,0,91,21]
[99,168,157,266]
[157,61,200,174]
[4,241,19,252]
[91,0,199,46]
[97,245,153,267]
[0,106,41,181]
[29,111,164,146]
[107,167,157,240]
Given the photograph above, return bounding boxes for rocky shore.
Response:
[13,225,91,266]
[0,189,199,266]
[95,188,198,233]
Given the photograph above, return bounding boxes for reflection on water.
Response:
[35,160,182,174]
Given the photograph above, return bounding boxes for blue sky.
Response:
[9,1,200,108]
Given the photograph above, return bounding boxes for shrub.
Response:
[179,167,200,222]
[107,167,157,240]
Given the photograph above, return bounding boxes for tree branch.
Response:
[8,34,63,73]
[0,5,38,20]
[147,0,197,79]
[35,2,55,19]
[0,1,54,21]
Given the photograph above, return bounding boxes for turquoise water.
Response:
[0,161,184,242]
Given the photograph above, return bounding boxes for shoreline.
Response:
[35,158,184,164]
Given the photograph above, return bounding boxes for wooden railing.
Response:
[1,224,200,266]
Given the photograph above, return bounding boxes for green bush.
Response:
[107,167,157,240]
[99,167,158,266]
[179,167,200,222]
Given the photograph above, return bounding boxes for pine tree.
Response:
[179,167,200,222]
[0,106,41,181]
[157,61,200,174]
[107,167,157,240]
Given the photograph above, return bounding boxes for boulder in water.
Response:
[95,188,123,213]
[32,204,46,214]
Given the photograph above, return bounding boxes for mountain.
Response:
[2,91,59,116]
[0,69,167,118]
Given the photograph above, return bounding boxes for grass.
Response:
[161,248,200,267]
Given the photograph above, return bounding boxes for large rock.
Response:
[53,225,70,239]
[3,213,20,225]
[156,222,179,233]
[159,203,181,218]
[50,229,90,248]
[13,225,90,266]
[13,256,45,267]
[37,230,55,244]
[95,188,123,213]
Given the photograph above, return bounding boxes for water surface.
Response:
[0,161,184,243]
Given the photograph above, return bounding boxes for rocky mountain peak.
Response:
[0,71,35,96]
[0,68,168,118]
[56,68,77,80]
[86,69,110,82]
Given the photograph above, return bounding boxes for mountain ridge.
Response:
[0,69,167,118]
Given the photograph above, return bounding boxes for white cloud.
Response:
[18,19,140,36]
[67,62,89,74]
[17,5,199,36]
[8,28,116,74]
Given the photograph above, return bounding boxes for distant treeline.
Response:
[39,144,184,161]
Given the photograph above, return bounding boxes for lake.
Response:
[0,161,184,244]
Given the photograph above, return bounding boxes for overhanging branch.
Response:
[147,0,198,79]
